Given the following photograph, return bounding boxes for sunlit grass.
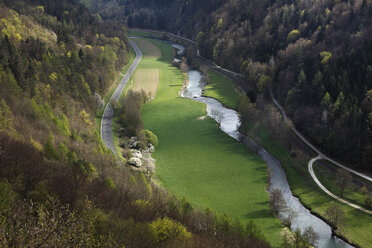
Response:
[137,38,283,246]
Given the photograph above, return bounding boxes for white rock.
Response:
[131,149,143,159]
[128,157,142,167]
[129,136,138,148]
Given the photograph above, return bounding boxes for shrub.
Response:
[149,217,192,245]
[44,133,60,160]
[105,177,116,190]
[287,29,300,42]
[144,129,158,147]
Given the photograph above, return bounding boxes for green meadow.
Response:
[134,38,283,245]
[191,43,372,247]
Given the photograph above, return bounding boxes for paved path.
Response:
[100,40,142,156]
[271,93,372,214]
[308,156,372,214]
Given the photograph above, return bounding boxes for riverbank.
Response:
[135,38,284,246]
[203,70,372,247]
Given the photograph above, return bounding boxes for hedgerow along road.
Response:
[101,40,142,156]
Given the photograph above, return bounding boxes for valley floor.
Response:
[133,38,284,245]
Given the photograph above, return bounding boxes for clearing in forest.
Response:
[133,69,159,100]
[132,39,161,57]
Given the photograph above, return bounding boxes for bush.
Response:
[149,217,192,245]
[144,129,158,147]
[105,177,116,190]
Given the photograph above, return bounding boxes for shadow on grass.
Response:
[244,209,273,219]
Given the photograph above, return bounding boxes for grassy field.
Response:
[132,39,161,57]
[313,161,371,209]
[133,38,283,246]
[132,69,159,100]
[129,29,163,39]
[204,71,239,109]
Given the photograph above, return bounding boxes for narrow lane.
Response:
[100,40,142,156]
[271,93,372,214]
[308,156,372,214]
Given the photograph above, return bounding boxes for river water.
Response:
[180,68,353,248]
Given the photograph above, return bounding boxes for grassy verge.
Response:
[136,38,283,246]
[112,119,126,162]
[203,71,239,109]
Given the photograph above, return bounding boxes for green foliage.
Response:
[116,90,146,137]
[196,31,204,44]
[149,217,191,245]
[140,173,152,198]
[0,100,15,135]
[55,113,71,136]
[105,177,116,190]
[216,18,223,29]
[58,142,69,159]
[44,133,60,160]
[287,29,300,42]
[0,69,22,97]
[320,51,332,64]
[143,129,158,147]
[130,175,137,185]
[74,159,97,177]
[321,92,332,108]
[257,74,272,93]
[30,137,43,151]
[71,129,83,142]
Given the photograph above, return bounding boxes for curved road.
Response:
[101,40,142,156]
[271,94,372,214]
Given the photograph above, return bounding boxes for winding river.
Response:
[180,67,353,248]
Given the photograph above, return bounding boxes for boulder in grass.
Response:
[128,157,142,167]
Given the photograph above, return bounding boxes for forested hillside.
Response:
[85,0,372,171]
[0,1,272,247]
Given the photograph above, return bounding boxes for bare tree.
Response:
[325,203,346,227]
[283,208,298,227]
[180,57,188,73]
[270,188,287,216]
[336,169,352,198]
[302,226,319,247]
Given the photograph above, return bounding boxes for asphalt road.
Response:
[100,40,142,156]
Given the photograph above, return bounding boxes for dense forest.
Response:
[0,0,278,247]
[85,0,372,171]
